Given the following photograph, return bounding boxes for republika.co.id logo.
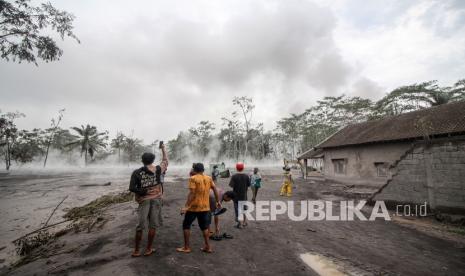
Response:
[237,200,429,221]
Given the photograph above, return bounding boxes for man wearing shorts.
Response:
[177,163,220,253]
[129,144,168,257]
[209,189,236,237]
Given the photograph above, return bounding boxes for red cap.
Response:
[236,162,244,171]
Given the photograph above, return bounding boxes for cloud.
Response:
[350,77,385,100]
[333,0,465,91]
[124,0,343,90]
[1,0,354,142]
[1,0,463,143]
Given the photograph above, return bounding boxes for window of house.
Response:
[332,159,347,174]
[375,162,389,177]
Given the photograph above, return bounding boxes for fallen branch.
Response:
[63,191,132,220]
[79,182,111,187]
[12,192,133,243]
[87,217,105,233]
[12,219,73,244]
[44,195,69,227]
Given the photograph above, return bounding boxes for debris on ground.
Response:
[14,231,54,257]
[10,191,133,268]
[63,191,132,220]
[79,182,112,187]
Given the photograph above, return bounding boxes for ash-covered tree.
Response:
[40,127,75,163]
[43,108,64,167]
[310,95,374,127]
[233,96,254,158]
[0,0,79,64]
[66,125,108,166]
[188,121,215,158]
[274,114,303,160]
[375,79,465,116]
[10,128,45,164]
[246,123,273,160]
[274,95,375,159]
[122,136,144,164]
[110,131,126,163]
[218,116,242,161]
[167,132,189,163]
[0,110,24,170]
[49,127,75,152]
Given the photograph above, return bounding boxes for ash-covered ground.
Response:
[0,166,187,265]
[1,166,465,275]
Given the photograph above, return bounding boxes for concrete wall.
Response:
[373,139,465,214]
[323,142,412,186]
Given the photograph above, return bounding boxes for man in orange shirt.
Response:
[177,163,220,253]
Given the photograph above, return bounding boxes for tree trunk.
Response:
[84,148,88,166]
[43,142,51,168]
[244,124,249,158]
[5,149,8,171]
[43,115,63,168]
[244,137,248,159]
[6,141,11,170]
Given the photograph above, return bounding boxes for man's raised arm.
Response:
[160,144,168,172]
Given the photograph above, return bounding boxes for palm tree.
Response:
[66,125,108,166]
[111,131,126,163]
[123,137,143,164]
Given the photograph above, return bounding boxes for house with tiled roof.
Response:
[298,100,465,213]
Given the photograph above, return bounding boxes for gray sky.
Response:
[1,0,465,143]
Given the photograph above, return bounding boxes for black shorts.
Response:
[183,211,211,230]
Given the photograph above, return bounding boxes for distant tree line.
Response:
[1,79,464,170]
[275,79,465,159]
[166,96,274,163]
[167,79,465,162]
[0,109,153,169]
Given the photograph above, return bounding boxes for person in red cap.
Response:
[229,162,250,228]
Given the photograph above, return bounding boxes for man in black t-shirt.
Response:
[229,162,250,228]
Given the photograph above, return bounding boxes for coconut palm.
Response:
[123,137,144,164]
[66,125,108,166]
[111,131,126,163]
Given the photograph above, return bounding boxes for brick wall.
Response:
[372,138,465,214]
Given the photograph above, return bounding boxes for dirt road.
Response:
[2,168,465,275]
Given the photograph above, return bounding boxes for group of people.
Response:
[176,161,263,253]
[128,143,291,256]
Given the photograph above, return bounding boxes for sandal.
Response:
[222,233,234,239]
[213,207,227,216]
[131,250,141,257]
[209,235,222,241]
[176,247,191,253]
[200,247,213,253]
[143,248,155,256]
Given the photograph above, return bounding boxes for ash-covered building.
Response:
[298,101,465,213]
